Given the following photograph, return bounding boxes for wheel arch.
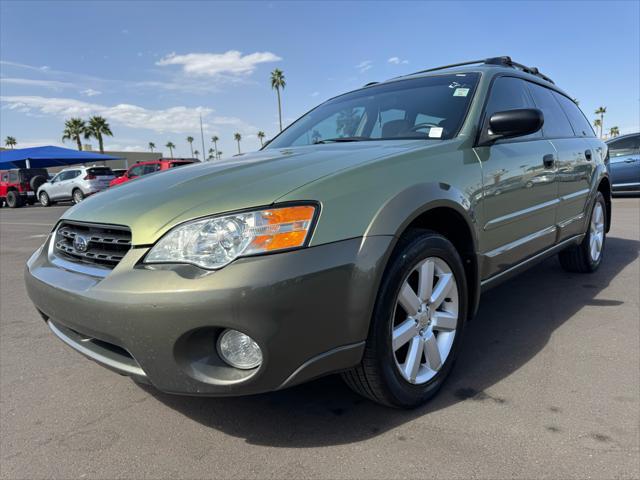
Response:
[366,183,481,320]
[597,176,612,233]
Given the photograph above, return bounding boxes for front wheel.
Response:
[5,190,23,208]
[559,192,607,273]
[72,189,84,204]
[342,230,468,408]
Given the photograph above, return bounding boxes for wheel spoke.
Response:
[403,336,424,382]
[398,282,420,316]
[418,260,435,302]
[431,311,457,332]
[423,334,442,371]
[393,319,420,351]
[595,234,602,251]
[429,273,453,308]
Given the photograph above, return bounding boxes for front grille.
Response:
[54,221,131,268]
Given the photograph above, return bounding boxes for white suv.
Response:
[38,166,115,206]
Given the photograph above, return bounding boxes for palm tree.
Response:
[4,136,17,149]
[62,118,87,151]
[165,141,176,157]
[86,115,113,153]
[234,133,242,154]
[211,135,220,160]
[194,149,200,159]
[593,119,601,134]
[217,151,223,160]
[186,136,194,157]
[208,147,215,160]
[609,126,620,138]
[148,142,156,152]
[595,106,607,138]
[270,68,286,132]
[257,131,266,147]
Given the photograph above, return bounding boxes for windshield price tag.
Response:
[453,88,469,97]
[428,127,444,138]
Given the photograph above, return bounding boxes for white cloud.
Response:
[0,77,75,90]
[81,88,102,97]
[0,95,222,134]
[156,50,281,77]
[311,91,320,97]
[388,57,409,65]
[355,60,373,73]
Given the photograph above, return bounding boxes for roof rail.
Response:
[401,56,555,84]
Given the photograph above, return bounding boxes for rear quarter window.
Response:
[88,167,113,176]
[169,162,192,168]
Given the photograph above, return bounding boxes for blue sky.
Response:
[1,1,638,158]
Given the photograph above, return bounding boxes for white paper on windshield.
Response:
[453,88,469,97]
[428,127,444,138]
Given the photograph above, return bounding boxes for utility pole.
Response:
[199,114,207,162]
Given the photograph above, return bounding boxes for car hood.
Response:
[62,140,426,245]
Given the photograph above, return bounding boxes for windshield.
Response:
[267,73,479,149]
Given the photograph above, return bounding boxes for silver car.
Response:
[607,133,640,194]
[38,166,115,206]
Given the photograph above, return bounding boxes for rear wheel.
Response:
[559,192,607,273]
[6,190,23,208]
[39,191,52,207]
[342,230,468,408]
[72,188,84,204]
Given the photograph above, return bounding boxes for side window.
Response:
[8,172,19,183]
[527,83,574,138]
[142,164,160,175]
[128,165,143,177]
[552,92,595,137]
[69,170,81,179]
[608,135,640,157]
[1,173,8,182]
[484,76,541,140]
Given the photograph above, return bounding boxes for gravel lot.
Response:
[1,199,638,480]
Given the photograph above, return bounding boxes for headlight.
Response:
[144,204,317,269]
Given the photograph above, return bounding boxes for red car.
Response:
[0,168,48,207]
[109,159,195,187]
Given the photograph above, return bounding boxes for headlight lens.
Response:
[145,204,316,269]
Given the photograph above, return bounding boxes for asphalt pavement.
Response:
[1,199,638,479]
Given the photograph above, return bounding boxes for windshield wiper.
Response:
[313,136,371,144]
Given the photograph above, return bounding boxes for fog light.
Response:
[217,329,262,369]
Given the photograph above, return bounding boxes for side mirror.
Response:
[481,108,544,145]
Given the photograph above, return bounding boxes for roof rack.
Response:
[402,56,555,84]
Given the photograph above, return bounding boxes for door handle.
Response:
[585,149,593,161]
[543,154,555,168]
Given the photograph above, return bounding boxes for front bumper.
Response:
[25,235,392,395]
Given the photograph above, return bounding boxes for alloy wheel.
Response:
[589,202,605,262]
[391,256,459,385]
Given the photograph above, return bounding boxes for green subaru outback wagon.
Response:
[26,57,611,408]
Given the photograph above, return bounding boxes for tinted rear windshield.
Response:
[87,167,113,176]
[169,162,193,168]
[266,73,479,149]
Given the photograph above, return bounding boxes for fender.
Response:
[364,182,482,319]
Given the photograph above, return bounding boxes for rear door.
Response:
[474,76,559,278]
[58,170,80,199]
[550,92,598,239]
[48,171,70,199]
[608,134,640,190]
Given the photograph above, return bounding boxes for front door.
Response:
[474,76,558,279]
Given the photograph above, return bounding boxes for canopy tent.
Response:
[0,146,121,169]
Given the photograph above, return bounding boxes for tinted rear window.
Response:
[87,167,113,176]
[169,162,193,168]
[527,83,574,138]
[552,92,595,137]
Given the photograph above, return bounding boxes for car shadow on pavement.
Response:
[140,236,638,447]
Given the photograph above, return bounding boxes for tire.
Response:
[30,175,47,192]
[39,191,52,207]
[342,229,468,408]
[559,192,607,273]
[72,189,84,204]
[6,190,23,208]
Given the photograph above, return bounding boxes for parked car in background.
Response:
[109,159,195,187]
[37,165,115,206]
[112,169,128,178]
[26,57,611,408]
[0,168,48,207]
[606,133,640,194]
